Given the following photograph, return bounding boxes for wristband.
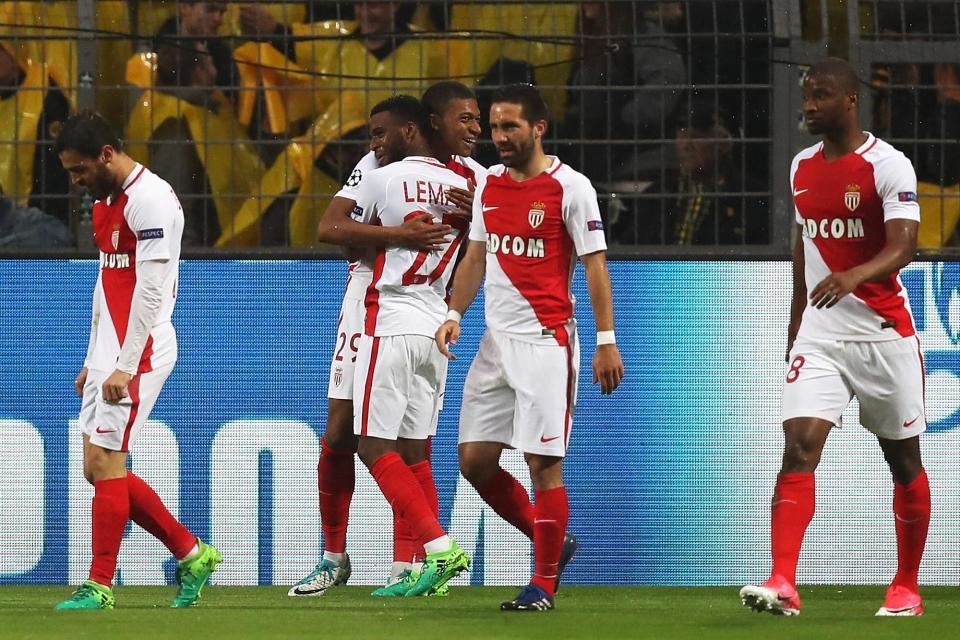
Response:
[446,309,462,323]
[596,330,616,345]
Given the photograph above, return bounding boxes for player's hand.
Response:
[399,214,452,251]
[102,370,133,404]
[785,322,800,363]
[592,344,624,395]
[446,185,475,219]
[239,6,278,35]
[435,320,461,360]
[75,367,89,397]
[809,271,861,309]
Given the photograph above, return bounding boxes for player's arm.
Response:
[316,196,451,251]
[581,250,624,395]
[76,277,102,396]
[786,224,806,361]
[435,239,486,360]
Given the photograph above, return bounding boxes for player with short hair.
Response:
[290,84,482,598]
[435,83,625,612]
[740,58,929,617]
[53,111,220,610]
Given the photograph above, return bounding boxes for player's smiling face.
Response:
[368,110,409,166]
[801,73,852,136]
[489,102,541,168]
[59,147,116,200]
[434,98,481,157]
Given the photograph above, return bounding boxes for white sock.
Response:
[323,551,345,565]
[423,535,451,555]
[412,561,424,573]
[390,561,412,580]
[180,543,201,562]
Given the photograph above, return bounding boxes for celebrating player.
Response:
[740,58,928,617]
[295,90,480,598]
[53,112,220,610]
[435,84,625,612]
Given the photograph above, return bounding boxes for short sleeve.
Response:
[335,151,378,202]
[126,186,178,261]
[874,153,921,223]
[350,167,381,225]
[468,175,488,242]
[790,153,804,224]
[561,173,607,256]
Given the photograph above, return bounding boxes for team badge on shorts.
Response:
[333,367,343,388]
[844,184,861,212]
[528,201,545,228]
[111,225,120,250]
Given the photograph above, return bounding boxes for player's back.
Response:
[791,134,920,340]
[353,155,472,337]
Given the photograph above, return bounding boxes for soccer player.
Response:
[739,58,928,617]
[435,84,625,612]
[290,86,482,598]
[53,112,220,610]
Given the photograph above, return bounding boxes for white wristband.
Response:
[596,330,616,345]
[446,309,462,324]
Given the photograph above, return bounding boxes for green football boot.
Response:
[372,569,451,597]
[404,540,469,597]
[171,540,222,608]
[55,580,115,610]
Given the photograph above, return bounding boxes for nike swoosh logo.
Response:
[482,205,498,213]
[903,415,921,428]
[95,426,116,434]
[793,189,808,197]
[771,499,798,507]
[540,435,561,443]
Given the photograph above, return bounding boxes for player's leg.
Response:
[741,338,850,616]
[853,337,928,616]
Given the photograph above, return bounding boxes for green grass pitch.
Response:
[1,585,958,639]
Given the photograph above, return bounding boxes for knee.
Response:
[459,450,496,487]
[324,402,357,451]
[781,440,820,473]
[82,465,95,486]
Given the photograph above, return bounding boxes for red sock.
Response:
[319,437,355,554]
[530,486,568,597]
[892,468,931,592]
[89,477,130,587]
[393,512,418,563]
[410,460,440,561]
[770,472,815,586]
[475,468,535,539]
[127,473,195,559]
[370,452,444,547]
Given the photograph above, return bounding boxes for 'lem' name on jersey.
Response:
[100,251,131,269]
[403,179,455,205]
[486,233,546,258]
[801,216,865,240]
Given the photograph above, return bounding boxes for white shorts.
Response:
[782,336,926,440]
[327,295,365,400]
[459,331,579,457]
[79,366,174,452]
[353,334,447,440]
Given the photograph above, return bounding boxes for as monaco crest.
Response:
[528,201,545,228]
[844,184,861,212]
[333,367,343,388]
[111,226,120,250]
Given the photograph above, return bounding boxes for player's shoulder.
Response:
[791,142,823,168]
[860,134,913,168]
[126,166,177,204]
[455,155,488,178]
[549,159,597,196]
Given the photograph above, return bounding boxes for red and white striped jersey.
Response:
[792,133,920,341]
[337,151,485,301]
[353,155,473,337]
[469,157,607,346]
[89,164,183,372]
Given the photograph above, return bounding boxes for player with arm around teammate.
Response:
[288,83,483,598]
[740,58,929,618]
[435,84,625,612]
[54,112,220,610]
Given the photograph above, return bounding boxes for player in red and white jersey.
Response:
[53,112,219,610]
[436,84,625,612]
[740,59,929,618]
[291,84,483,597]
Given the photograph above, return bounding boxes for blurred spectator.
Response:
[154,1,237,98]
[127,42,264,246]
[0,195,71,248]
[564,2,685,182]
[0,40,71,226]
[617,103,767,245]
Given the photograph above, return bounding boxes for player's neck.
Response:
[821,127,868,161]
[108,154,139,199]
[507,152,552,182]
